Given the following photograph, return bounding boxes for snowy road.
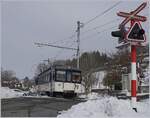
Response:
[1,97,86,117]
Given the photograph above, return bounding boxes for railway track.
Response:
[1,97,86,117]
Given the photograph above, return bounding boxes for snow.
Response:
[58,95,150,118]
[1,87,24,99]
[24,95,50,98]
[79,92,102,100]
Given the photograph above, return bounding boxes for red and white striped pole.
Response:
[131,45,137,112]
[130,20,137,112]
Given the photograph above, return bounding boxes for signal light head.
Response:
[132,29,145,39]
[111,31,123,38]
[139,29,145,35]
[127,22,146,42]
[111,27,126,43]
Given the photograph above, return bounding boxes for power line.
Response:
[80,25,117,53]
[49,2,121,46]
[40,18,118,48]
[53,25,118,60]
[84,1,121,26]
[35,42,77,50]
[49,32,76,45]
[51,32,78,61]
[82,25,117,42]
[52,41,76,61]
[53,25,117,61]
[36,2,121,63]
[97,25,117,34]
[54,25,117,61]
[50,24,118,62]
[82,18,119,36]
[47,19,116,61]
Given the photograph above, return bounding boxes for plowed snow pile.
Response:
[57,96,150,118]
[1,87,23,98]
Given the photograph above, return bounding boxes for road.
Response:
[1,97,86,117]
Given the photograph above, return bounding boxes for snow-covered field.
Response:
[58,95,150,118]
[1,87,24,99]
[0,87,53,99]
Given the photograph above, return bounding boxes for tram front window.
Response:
[56,70,66,82]
[72,72,81,83]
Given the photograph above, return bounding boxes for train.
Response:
[35,66,83,97]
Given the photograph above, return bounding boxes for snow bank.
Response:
[1,87,23,99]
[58,96,150,118]
[79,92,102,100]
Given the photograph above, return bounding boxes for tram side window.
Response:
[56,70,66,82]
[46,75,48,82]
[49,73,51,82]
[43,75,45,83]
[35,78,38,85]
[47,75,49,82]
[40,75,46,84]
[46,74,49,83]
[38,76,42,84]
[45,75,47,82]
[72,72,81,83]
[47,74,50,82]
[66,71,71,82]
[42,75,46,84]
[42,75,45,83]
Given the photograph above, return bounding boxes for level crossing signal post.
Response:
[111,2,147,112]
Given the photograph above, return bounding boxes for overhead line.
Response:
[50,32,76,45]
[36,2,121,62]
[50,34,77,60]
[52,41,76,60]
[97,25,117,34]
[82,25,117,41]
[51,18,119,47]
[82,18,119,35]
[84,1,121,26]
[35,42,77,50]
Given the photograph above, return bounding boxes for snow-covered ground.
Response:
[1,87,24,99]
[58,68,150,118]
[58,95,150,118]
[79,92,102,100]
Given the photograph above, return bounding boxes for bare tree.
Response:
[34,62,48,76]
[1,69,19,88]
[82,73,96,95]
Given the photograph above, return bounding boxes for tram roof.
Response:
[37,65,81,77]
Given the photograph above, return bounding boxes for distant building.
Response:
[121,73,149,94]
[92,71,107,89]
[121,73,131,92]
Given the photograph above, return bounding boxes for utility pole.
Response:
[35,21,83,69]
[43,58,52,67]
[77,21,80,69]
[76,21,84,69]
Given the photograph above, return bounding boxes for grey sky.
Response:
[1,0,149,79]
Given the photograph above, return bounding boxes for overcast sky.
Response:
[1,0,149,79]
